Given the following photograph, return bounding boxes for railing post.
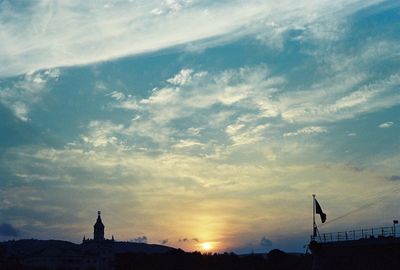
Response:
[345,232,348,240]
[353,230,355,240]
[362,229,364,238]
[330,233,332,241]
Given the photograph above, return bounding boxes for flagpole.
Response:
[312,194,316,240]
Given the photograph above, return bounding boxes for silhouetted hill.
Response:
[1,239,80,257]
[112,241,175,254]
[0,238,177,270]
[0,239,175,257]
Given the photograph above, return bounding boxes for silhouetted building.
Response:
[82,211,114,244]
[309,225,400,270]
[94,211,105,242]
[0,211,174,270]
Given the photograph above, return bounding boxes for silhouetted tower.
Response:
[94,211,105,241]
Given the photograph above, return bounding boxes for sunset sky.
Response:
[0,0,399,253]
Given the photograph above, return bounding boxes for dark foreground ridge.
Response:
[0,239,312,270]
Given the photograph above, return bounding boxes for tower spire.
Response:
[94,210,105,241]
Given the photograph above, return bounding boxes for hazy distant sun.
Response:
[201,242,212,251]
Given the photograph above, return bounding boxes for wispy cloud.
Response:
[102,53,399,152]
[0,0,383,77]
[0,69,59,121]
[279,74,400,123]
[283,126,327,137]
[102,65,282,150]
[174,140,204,149]
[81,120,124,148]
[167,69,194,86]
[378,121,394,128]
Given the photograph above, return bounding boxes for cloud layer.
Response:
[0,0,383,77]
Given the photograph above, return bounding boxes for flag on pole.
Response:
[315,199,327,223]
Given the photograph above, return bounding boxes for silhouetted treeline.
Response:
[115,249,312,270]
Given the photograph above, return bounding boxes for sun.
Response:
[201,242,212,251]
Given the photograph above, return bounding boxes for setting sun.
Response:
[201,242,212,251]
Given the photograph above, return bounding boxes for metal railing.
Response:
[318,226,399,243]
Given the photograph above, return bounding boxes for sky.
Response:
[0,0,399,253]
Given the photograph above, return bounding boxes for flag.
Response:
[315,199,327,223]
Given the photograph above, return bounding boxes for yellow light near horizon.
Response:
[201,242,212,251]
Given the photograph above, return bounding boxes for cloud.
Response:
[160,239,169,244]
[3,139,399,250]
[231,236,273,254]
[167,69,194,86]
[226,122,270,146]
[105,66,282,148]
[0,0,382,77]
[387,175,400,181]
[280,42,400,124]
[260,236,273,247]
[81,121,124,148]
[132,235,148,243]
[0,69,59,121]
[283,126,327,137]
[0,223,19,237]
[179,238,199,243]
[98,53,399,152]
[174,140,204,148]
[379,121,394,128]
[280,74,400,123]
[107,91,126,101]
